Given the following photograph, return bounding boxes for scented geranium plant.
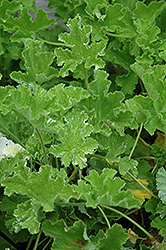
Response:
[0,0,166,249]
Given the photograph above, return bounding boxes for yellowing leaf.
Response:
[155,131,165,148]
[126,178,152,202]
[127,228,139,244]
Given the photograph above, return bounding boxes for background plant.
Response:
[0,0,166,249]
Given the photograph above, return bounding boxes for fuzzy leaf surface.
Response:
[156,167,166,204]
[10,39,58,85]
[75,168,141,208]
[13,200,44,234]
[50,109,98,168]
[1,163,77,212]
[55,16,106,77]
[4,8,57,42]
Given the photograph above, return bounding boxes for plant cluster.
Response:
[0,0,166,249]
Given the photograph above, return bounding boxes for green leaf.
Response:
[0,156,20,183]
[116,71,138,95]
[1,194,28,233]
[118,156,138,176]
[96,224,128,250]
[10,39,58,85]
[4,8,57,42]
[75,168,141,208]
[156,167,166,204]
[84,0,108,19]
[42,220,90,249]
[50,109,98,168]
[0,0,21,21]
[131,63,166,134]
[133,1,166,22]
[48,83,89,115]
[13,200,44,234]
[1,163,77,212]
[151,216,166,238]
[55,15,106,77]
[92,130,133,163]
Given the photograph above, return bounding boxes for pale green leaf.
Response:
[156,167,166,204]
[48,83,89,115]
[42,220,90,249]
[1,194,28,233]
[75,168,141,208]
[118,156,138,176]
[13,200,44,234]
[4,8,57,42]
[1,163,77,212]
[92,130,133,163]
[10,39,58,85]
[55,15,106,77]
[50,109,98,168]
[96,224,128,250]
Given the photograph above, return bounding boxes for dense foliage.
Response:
[0,0,166,249]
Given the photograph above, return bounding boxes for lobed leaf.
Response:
[55,15,106,77]
[4,8,57,42]
[42,219,90,249]
[50,109,98,168]
[96,224,128,250]
[10,39,58,85]
[1,163,78,212]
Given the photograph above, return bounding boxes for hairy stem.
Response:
[99,204,154,240]
[98,205,111,228]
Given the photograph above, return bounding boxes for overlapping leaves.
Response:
[55,15,106,77]
[10,39,58,85]
[1,163,78,212]
[74,168,141,208]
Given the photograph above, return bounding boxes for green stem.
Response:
[55,202,86,206]
[0,230,21,250]
[98,205,111,228]
[129,123,143,159]
[83,63,90,92]
[99,204,154,240]
[26,235,34,250]
[42,238,52,250]
[105,31,131,38]
[36,36,72,48]
[34,127,47,165]
[68,166,79,182]
[127,172,158,199]
[134,156,156,160]
[0,123,25,148]
[139,137,151,148]
[33,230,42,250]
